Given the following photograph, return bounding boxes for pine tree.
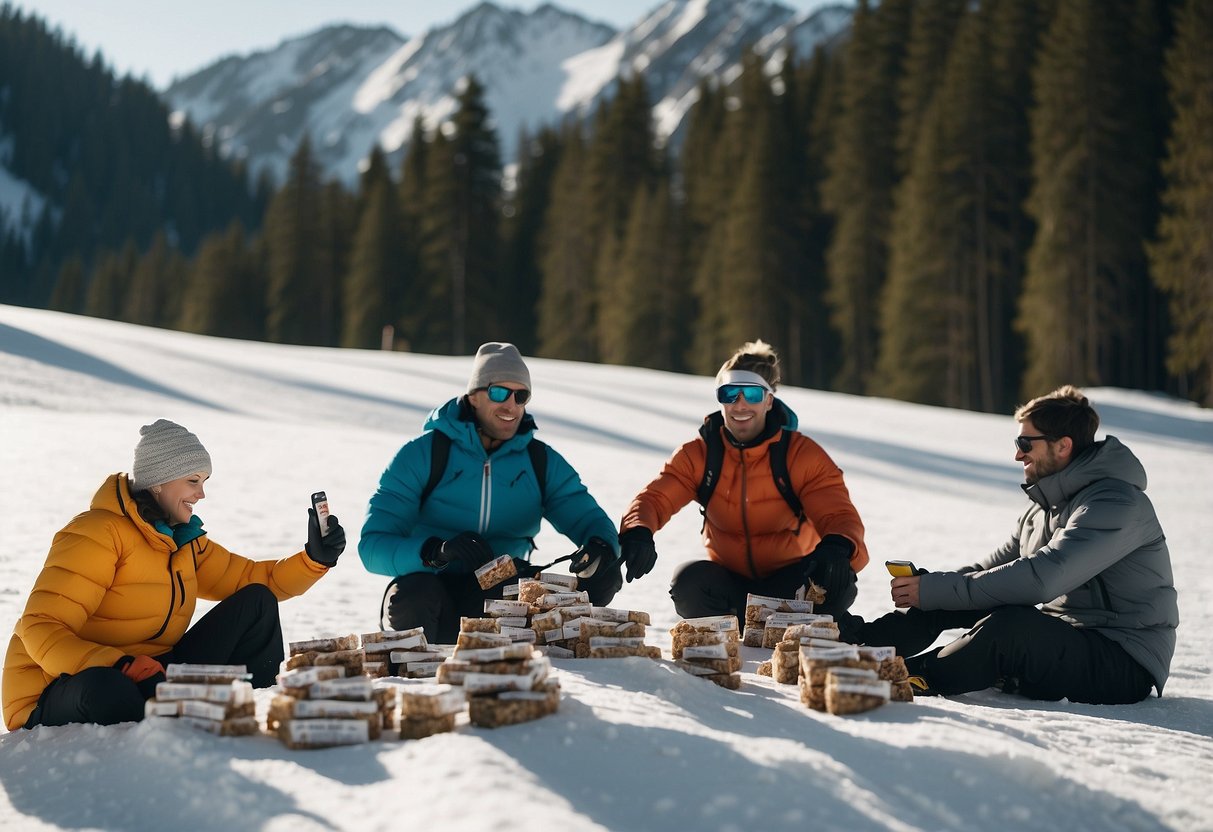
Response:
[123,231,185,328]
[414,76,502,354]
[1149,0,1213,404]
[48,255,86,313]
[84,241,139,321]
[1019,0,1160,394]
[343,174,405,349]
[264,137,325,345]
[537,123,597,361]
[895,0,967,175]
[179,222,264,340]
[821,0,912,393]
[500,126,563,352]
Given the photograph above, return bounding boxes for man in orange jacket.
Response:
[619,341,868,624]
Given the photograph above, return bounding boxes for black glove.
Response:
[424,531,495,571]
[578,555,623,607]
[620,527,657,583]
[804,534,855,600]
[306,507,346,567]
[569,536,615,578]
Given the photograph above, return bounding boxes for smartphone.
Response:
[886,559,920,577]
[311,491,331,537]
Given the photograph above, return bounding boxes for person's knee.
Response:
[669,560,733,618]
[974,606,1040,641]
[383,573,446,631]
[73,667,145,726]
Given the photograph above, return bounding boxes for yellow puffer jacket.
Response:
[3,473,328,730]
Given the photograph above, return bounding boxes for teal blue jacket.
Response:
[359,397,619,578]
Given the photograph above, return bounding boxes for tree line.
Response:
[6,0,1212,409]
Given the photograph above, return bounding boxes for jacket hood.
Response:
[424,396,539,456]
[1026,435,1146,508]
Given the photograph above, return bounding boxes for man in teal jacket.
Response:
[360,343,621,641]
[852,386,1177,704]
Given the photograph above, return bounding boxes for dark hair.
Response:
[131,488,168,525]
[1015,385,1099,453]
[719,340,781,390]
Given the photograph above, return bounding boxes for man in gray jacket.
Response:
[852,386,1177,703]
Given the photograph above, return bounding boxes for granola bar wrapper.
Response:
[399,712,457,740]
[284,649,364,675]
[179,699,255,721]
[591,607,651,626]
[484,599,532,618]
[467,681,561,728]
[535,571,579,590]
[452,643,536,663]
[155,680,255,704]
[278,717,371,749]
[825,675,891,716]
[308,676,375,701]
[476,554,519,590]
[399,683,467,719]
[742,625,766,648]
[771,643,801,684]
[460,617,502,633]
[457,631,514,650]
[178,715,260,737]
[671,629,739,659]
[289,634,360,655]
[164,664,251,685]
[671,615,739,635]
[145,699,181,717]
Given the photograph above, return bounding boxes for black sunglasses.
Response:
[1014,434,1054,453]
[479,385,531,405]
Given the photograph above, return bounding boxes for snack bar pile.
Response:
[743,593,827,647]
[437,617,560,728]
[670,615,742,689]
[144,663,258,736]
[269,635,396,748]
[363,627,450,678]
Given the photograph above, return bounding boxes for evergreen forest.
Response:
[1,0,1210,410]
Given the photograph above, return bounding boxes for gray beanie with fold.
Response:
[131,419,212,490]
[466,342,531,392]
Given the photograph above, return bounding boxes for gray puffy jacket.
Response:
[919,436,1178,694]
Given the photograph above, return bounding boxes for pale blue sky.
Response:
[13,1,845,89]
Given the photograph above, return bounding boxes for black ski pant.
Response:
[853,605,1154,704]
[25,583,284,728]
[669,559,859,625]
[382,561,623,644]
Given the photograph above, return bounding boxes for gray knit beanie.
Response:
[466,342,531,393]
[131,419,212,490]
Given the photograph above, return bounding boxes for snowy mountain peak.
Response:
[164,1,851,185]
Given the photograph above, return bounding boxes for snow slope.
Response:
[1,304,1210,831]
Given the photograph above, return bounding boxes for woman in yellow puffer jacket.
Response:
[3,419,346,730]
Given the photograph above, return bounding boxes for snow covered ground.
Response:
[1,304,1210,832]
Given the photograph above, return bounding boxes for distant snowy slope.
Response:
[1,304,1211,832]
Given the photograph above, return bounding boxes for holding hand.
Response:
[570,536,615,578]
[891,575,921,609]
[620,527,657,583]
[426,531,495,571]
[306,507,347,567]
[803,534,855,600]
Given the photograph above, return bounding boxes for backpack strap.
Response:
[695,412,806,530]
[527,438,549,507]
[696,413,726,509]
[419,431,452,507]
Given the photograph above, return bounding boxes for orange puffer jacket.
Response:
[3,473,328,730]
[622,409,868,581]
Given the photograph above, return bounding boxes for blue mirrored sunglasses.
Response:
[716,384,768,405]
[481,385,531,405]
